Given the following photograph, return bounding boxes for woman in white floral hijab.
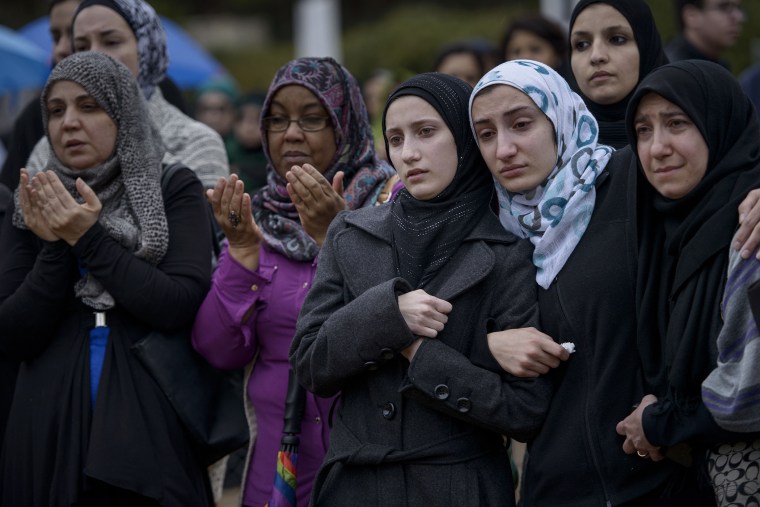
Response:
[469,60,697,506]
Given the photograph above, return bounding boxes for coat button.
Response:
[456,397,472,413]
[250,284,259,291]
[382,402,396,420]
[434,384,450,400]
[380,348,394,360]
[363,361,379,371]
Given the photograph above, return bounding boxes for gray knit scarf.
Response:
[13,52,168,310]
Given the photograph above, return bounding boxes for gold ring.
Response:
[227,210,241,229]
[636,450,649,458]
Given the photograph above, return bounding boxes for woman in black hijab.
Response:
[569,0,668,148]
[290,73,551,506]
[617,60,760,507]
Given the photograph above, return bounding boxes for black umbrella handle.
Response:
[281,368,307,435]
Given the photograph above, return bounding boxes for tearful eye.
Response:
[477,130,495,141]
[635,125,652,138]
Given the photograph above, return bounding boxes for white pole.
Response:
[294,0,343,62]
[540,0,580,30]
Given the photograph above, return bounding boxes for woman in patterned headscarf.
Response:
[191,57,394,507]
[23,0,229,189]
[290,72,551,506]
[470,59,697,506]
[0,52,213,506]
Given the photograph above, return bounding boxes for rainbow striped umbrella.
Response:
[266,370,307,507]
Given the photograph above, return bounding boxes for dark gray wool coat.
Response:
[290,203,552,507]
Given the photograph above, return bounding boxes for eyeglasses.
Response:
[705,1,745,16]
[262,115,330,132]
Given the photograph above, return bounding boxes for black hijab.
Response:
[569,0,668,148]
[381,73,493,288]
[628,60,760,404]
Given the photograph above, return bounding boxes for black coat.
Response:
[291,204,552,507]
[519,148,686,507]
[0,167,213,506]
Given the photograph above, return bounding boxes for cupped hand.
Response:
[487,327,569,377]
[18,168,59,242]
[206,173,263,270]
[30,171,101,246]
[285,164,345,246]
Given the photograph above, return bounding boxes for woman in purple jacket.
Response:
[191,57,394,507]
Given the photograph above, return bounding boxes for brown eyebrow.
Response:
[269,101,325,115]
[571,25,633,38]
[385,116,443,133]
[74,29,124,41]
[634,110,685,124]
[473,104,534,126]
[46,93,92,105]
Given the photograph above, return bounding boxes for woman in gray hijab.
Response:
[0,52,213,506]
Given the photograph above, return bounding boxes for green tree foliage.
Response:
[219,3,534,92]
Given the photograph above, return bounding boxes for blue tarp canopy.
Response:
[0,24,50,95]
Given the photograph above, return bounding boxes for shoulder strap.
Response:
[160,164,223,259]
[159,162,186,194]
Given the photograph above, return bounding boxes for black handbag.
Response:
[131,328,249,466]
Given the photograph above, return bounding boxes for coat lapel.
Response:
[422,240,496,302]
[335,206,514,301]
[337,206,397,297]
[421,212,510,301]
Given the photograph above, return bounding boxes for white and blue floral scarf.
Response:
[469,59,613,288]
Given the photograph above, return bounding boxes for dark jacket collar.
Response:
[344,203,518,246]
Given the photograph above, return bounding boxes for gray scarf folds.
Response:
[13,52,168,310]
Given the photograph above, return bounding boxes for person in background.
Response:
[192,56,394,507]
[568,0,668,149]
[194,76,240,146]
[665,0,745,70]
[500,13,570,79]
[23,0,228,190]
[227,91,269,193]
[0,51,213,507]
[617,59,760,507]
[433,39,497,87]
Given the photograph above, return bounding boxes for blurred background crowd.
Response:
[3,0,760,197]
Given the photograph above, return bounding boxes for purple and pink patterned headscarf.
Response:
[253,57,394,261]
